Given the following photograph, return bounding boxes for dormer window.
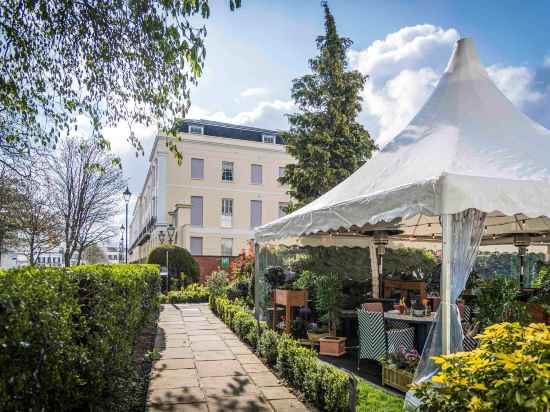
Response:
[189,125,204,135]
[262,134,275,144]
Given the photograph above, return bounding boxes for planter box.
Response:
[526,302,550,323]
[382,364,414,393]
[273,289,308,307]
[307,331,329,343]
[319,336,346,357]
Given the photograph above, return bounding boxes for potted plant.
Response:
[382,346,420,392]
[316,272,347,356]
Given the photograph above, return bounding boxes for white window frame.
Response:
[262,134,275,144]
[222,161,234,182]
[189,125,204,135]
[221,198,233,228]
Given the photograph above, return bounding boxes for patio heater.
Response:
[514,233,532,289]
[364,228,403,298]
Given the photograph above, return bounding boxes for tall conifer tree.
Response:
[279,2,376,209]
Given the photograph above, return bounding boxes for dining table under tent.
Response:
[254,37,550,408]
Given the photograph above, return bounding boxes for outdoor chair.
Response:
[356,309,415,370]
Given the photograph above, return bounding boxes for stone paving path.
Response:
[147,303,310,412]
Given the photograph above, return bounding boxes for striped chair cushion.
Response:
[357,309,387,361]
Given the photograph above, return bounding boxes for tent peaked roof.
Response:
[255,38,550,242]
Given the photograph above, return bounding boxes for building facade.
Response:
[128,120,292,279]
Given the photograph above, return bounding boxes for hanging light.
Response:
[514,233,533,290]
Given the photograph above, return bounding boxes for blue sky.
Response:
[110,1,550,217]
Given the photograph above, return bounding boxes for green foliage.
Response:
[356,379,404,412]
[476,275,530,328]
[279,3,376,208]
[412,322,550,412]
[209,295,351,411]
[148,244,200,283]
[258,329,279,366]
[315,272,343,336]
[207,270,229,302]
[0,264,160,411]
[384,248,438,278]
[533,262,550,288]
[0,0,241,159]
[474,252,544,285]
[162,283,209,303]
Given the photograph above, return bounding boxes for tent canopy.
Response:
[255,38,550,244]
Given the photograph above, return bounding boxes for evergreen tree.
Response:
[279,2,376,209]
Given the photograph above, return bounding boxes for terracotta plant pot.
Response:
[398,304,406,314]
[307,331,329,342]
[393,304,401,312]
[319,336,347,357]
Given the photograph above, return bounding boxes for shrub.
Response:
[207,270,229,304]
[148,245,199,284]
[163,283,209,303]
[412,322,550,412]
[209,295,351,411]
[258,329,279,365]
[0,264,160,411]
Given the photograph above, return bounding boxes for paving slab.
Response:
[194,350,235,361]
[206,395,273,412]
[153,359,195,371]
[147,304,309,411]
[269,399,310,412]
[195,360,246,377]
[148,387,206,404]
[190,341,228,352]
[248,372,281,387]
[236,354,263,364]
[260,386,296,400]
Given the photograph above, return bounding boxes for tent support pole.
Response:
[369,239,380,299]
[441,214,452,355]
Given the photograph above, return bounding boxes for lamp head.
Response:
[167,224,176,242]
[158,230,166,244]
[123,186,132,203]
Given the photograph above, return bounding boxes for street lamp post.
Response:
[119,224,124,263]
[123,187,132,263]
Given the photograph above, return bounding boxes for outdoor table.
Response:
[384,310,435,352]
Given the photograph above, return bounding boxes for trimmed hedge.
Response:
[0,264,160,411]
[148,245,200,284]
[162,283,209,303]
[210,296,351,411]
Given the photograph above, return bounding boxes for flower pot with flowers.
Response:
[382,346,420,392]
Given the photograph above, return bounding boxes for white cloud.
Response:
[102,121,158,155]
[188,99,294,130]
[350,24,458,146]
[487,65,544,107]
[240,87,270,98]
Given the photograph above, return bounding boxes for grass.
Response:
[356,378,404,412]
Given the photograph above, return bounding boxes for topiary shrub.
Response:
[148,245,200,285]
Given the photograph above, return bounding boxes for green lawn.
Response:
[356,378,404,412]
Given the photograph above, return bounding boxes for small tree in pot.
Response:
[316,272,346,356]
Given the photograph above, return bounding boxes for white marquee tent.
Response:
[255,37,550,401]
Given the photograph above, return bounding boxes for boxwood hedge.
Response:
[0,264,160,411]
[210,295,351,411]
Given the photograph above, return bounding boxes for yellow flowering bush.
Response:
[412,322,550,411]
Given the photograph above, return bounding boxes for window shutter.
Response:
[191,196,203,226]
[190,237,203,255]
[251,164,262,184]
[250,200,262,228]
[191,158,204,179]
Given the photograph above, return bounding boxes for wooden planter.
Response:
[382,364,414,393]
[272,289,308,334]
[319,336,347,357]
[526,303,550,323]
